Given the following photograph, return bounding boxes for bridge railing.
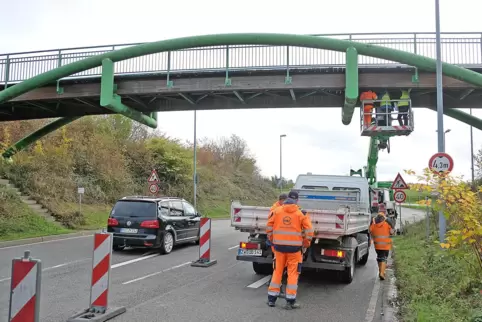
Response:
[0,32,481,87]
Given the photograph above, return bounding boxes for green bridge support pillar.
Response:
[342,47,359,125]
[100,58,157,129]
[2,116,81,159]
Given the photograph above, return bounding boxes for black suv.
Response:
[107,196,201,254]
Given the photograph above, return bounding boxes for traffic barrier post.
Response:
[67,233,126,322]
[8,250,42,322]
[191,217,217,267]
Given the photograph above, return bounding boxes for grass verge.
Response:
[0,186,72,241]
[393,220,482,322]
[48,202,111,230]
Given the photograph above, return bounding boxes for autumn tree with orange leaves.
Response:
[405,168,482,269]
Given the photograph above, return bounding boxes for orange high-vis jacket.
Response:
[360,90,378,107]
[266,203,314,249]
[270,201,282,213]
[369,216,394,251]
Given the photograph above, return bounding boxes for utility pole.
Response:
[470,108,475,187]
[279,134,286,191]
[435,0,446,245]
[193,109,198,210]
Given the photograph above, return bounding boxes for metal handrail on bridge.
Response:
[0,32,481,87]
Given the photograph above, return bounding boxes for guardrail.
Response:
[1,32,481,86]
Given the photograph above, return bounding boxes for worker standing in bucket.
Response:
[397,89,411,126]
[360,90,378,127]
[266,190,314,309]
[369,211,395,280]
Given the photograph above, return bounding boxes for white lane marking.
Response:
[0,235,92,250]
[228,245,239,250]
[111,253,158,269]
[364,277,381,322]
[247,275,272,289]
[122,262,191,285]
[0,258,91,283]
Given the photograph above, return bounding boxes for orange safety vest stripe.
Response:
[369,217,392,251]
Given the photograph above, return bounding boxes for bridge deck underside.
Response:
[1,67,481,122]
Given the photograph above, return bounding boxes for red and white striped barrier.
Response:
[8,251,41,322]
[191,218,217,267]
[90,233,112,311]
[67,233,126,321]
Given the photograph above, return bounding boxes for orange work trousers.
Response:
[363,105,374,125]
[268,250,302,301]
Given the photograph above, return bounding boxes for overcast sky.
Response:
[1,0,481,183]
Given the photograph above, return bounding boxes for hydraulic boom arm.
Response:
[366,137,378,185]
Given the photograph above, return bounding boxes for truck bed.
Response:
[231,190,370,239]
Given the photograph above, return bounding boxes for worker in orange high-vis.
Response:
[270,193,288,214]
[267,193,288,265]
[360,90,378,126]
[266,190,314,309]
[369,211,395,280]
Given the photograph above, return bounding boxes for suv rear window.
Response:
[111,200,157,218]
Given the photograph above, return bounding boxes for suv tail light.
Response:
[240,242,260,249]
[140,220,159,228]
[321,249,345,258]
[107,218,118,226]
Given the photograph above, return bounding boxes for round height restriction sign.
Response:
[428,152,454,175]
[149,183,159,194]
[394,190,406,204]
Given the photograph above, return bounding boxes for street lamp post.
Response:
[279,134,286,191]
[435,0,446,245]
[470,108,475,187]
[436,128,451,150]
[193,109,198,210]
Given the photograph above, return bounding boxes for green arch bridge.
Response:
[1,32,482,161]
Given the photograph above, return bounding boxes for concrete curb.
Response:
[0,230,100,249]
[382,250,399,322]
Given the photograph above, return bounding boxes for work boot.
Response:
[379,262,386,280]
[267,301,276,307]
[284,301,301,310]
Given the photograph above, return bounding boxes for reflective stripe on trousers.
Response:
[268,250,302,301]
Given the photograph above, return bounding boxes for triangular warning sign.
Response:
[148,169,160,183]
[391,173,409,190]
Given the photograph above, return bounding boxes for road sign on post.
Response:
[393,190,407,204]
[429,152,454,176]
[391,173,409,190]
[149,183,159,195]
[147,169,160,183]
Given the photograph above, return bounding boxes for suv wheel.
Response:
[160,231,174,255]
[113,245,125,252]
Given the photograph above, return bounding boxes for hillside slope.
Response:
[0,116,277,230]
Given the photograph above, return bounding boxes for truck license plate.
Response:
[120,228,138,233]
[238,249,262,256]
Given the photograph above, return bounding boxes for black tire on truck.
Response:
[358,247,369,266]
[252,262,272,275]
[356,233,369,266]
[339,251,356,284]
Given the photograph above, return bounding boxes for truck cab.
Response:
[370,188,397,219]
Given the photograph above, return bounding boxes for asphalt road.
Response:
[0,207,427,322]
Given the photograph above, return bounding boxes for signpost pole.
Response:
[399,202,403,234]
[77,187,84,213]
[428,152,454,247]
[425,196,430,241]
[434,0,446,245]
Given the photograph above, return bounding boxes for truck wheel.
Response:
[252,262,272,275]
[358,248,369,266]
[340,253,355,284]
